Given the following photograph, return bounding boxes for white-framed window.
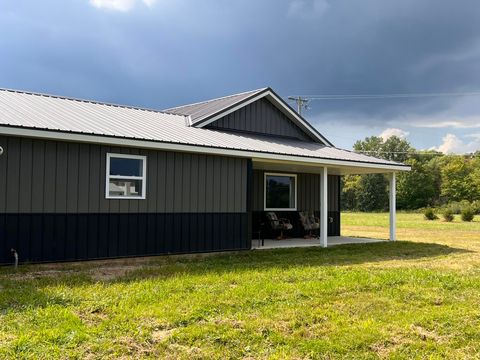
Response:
[264,172,297,211]
[106,153,146,199]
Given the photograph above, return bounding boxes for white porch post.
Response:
[320,167,328,247]
[389,172,396,241]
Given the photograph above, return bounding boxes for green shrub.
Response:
[424,208,438,220]
[447,201,471,214]
[442,209,454,222]
[461,208,475,222]
[472,200,480,215]
[447,201,462,214]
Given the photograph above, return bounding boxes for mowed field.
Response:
[1,213,480,359]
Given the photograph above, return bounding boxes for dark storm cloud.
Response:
[1,0,480,150]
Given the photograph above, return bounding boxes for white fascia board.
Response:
[0,126,410,172]
[252,157,409,172]
[194,90,332,146]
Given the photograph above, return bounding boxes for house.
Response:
[0,87,409,264]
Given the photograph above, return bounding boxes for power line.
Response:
[355,150,478,156]
[287,96,310,115]
[287,91,480,101]
[355,150,432,154]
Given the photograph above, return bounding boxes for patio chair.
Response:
[265,212,293,240]
[298,211,320,238]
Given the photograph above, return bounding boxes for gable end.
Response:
[206,97,315,141]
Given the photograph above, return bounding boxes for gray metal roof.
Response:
[0,88,408,168]
[164,87,334,146]
[164,88,267,124]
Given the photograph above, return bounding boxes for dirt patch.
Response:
[75,308,109,326]
[411,325,446,342]
[113,335,155,357]
[166,343,202,358]
[3,264,141,282]
[2,251,244,281]
[0,332,16,346]
[151,329,175,343]
[214,318,245,329]
[7,269,76,281]
[369,335,411,359]
[89,265,141,281]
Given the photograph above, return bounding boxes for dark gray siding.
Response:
[0,136,247,214]
[0,135,250,264]
[252,170,339,212]
[206,98,315,142]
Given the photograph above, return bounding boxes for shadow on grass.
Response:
[118,241,471,282]
[0,281,76,314]
[0,241,469,312]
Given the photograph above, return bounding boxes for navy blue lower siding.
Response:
[0,213,249,265]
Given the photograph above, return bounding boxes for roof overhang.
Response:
[0,125,410,174]
[252,158,407,175]
[191,88,334,146]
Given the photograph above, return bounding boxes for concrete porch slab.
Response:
[251,236,385,249]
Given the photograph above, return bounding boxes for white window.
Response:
[106,153,146,199]
[264,173,297,210]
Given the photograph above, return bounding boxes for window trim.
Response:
[105,153,147,199]
[264,172,297,211]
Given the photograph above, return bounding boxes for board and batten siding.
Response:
[0,136,247,214]
[0,136,249,264]
[206,98,315,142]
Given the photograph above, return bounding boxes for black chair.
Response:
[298,211,320,238]
[265,212,293,240]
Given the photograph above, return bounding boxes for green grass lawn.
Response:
[1,213,480,359]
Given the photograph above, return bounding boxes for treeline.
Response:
[341,136,480,211]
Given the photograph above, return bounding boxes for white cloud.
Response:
[142,0,157,6]
[379,128,409,141]
[89,0,156,12]
[430,133,480,154]
[288,0,329,18]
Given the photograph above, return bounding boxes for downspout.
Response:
[11,249,18,270]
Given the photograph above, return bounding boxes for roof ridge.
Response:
[0,87,184,117]
[164,87,268,112]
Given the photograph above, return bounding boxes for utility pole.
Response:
[287,96,310,116]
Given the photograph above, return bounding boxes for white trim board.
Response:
[264,172,298,211]
[0,126,410,172]
[105,152,147,199]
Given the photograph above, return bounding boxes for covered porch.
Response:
[252,236,385,249]
[250,157,404,249]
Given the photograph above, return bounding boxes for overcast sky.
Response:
[1,0,480,153]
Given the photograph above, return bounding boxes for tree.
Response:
[381,136,412,163]
[341,175,361,210]
[397,158,436,209]
[422,154,443,205]
[353,135,413,162]
[346,135,413,211]
[353,136,384,158]
[466,157,480,201]
[440,157,473,202]
[357,174,389,211]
